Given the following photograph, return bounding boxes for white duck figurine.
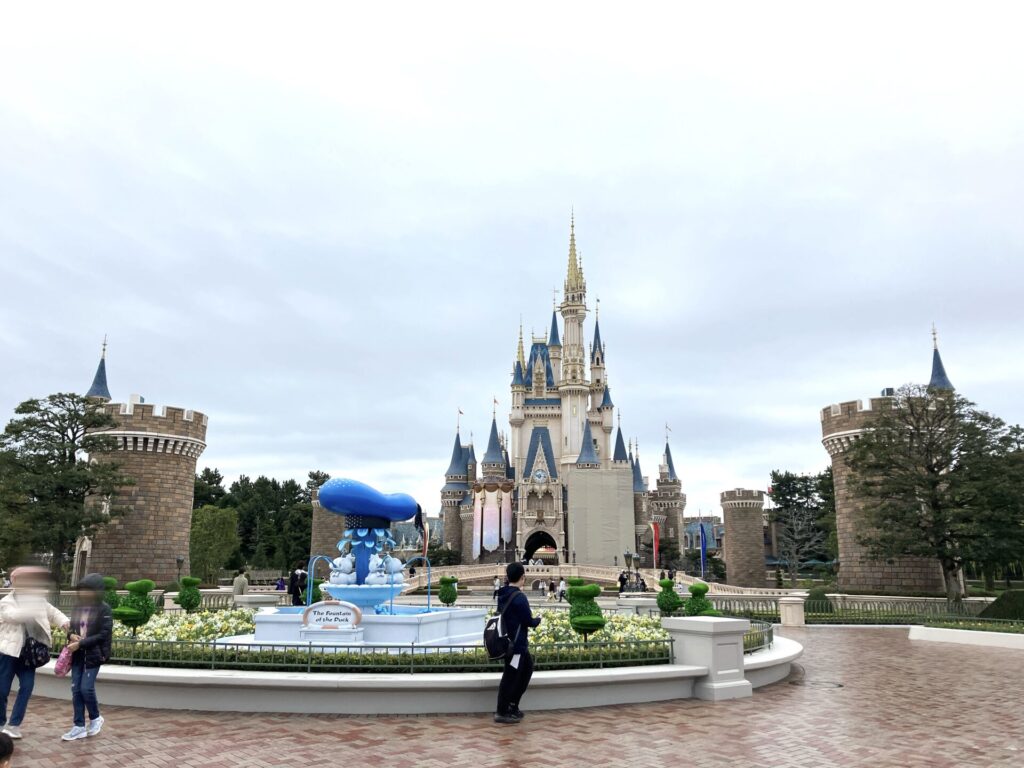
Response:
[329,552,357,585]
[383,554,405,583]
[364,553,390,585]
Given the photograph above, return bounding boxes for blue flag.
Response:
[699,522,707,579]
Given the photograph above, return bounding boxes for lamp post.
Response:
[623,549,633,586]
[175,555,185,584]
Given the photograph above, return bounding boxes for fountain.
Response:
[221,478,486,647]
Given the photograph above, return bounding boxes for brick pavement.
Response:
[8,628,1023,768]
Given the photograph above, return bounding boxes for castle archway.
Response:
[523,530,558,563]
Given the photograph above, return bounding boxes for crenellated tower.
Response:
[650,439,687,543]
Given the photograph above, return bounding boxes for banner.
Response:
[649,522,660,569]
[699,522,707,579]
[483,490,500,552]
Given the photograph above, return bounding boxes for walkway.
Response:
[13,628,1023,767]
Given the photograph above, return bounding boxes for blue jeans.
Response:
[71,662,100,727]
[0,653,35,727]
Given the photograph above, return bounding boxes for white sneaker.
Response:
[1,725,21,739]
[87,716,104,736]
[62,726,88,741]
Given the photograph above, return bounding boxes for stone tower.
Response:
[649,439,687,543]
[720,489,765,588]
[819,332,952,595]
[86,382,208,586]
[309,487,344,577]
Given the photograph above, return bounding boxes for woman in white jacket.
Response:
[0,567,69,740]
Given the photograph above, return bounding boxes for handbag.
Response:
[19,630,52,670]
[54,645,73,677]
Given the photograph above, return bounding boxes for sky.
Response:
[2,2,1023,523]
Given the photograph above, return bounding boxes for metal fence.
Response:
[63,637,672,673]
[804,600,986,624]
[744,620,774,653]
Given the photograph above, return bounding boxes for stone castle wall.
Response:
[720,489,765,588]
[309,488,345,579]
[822,398,945,594]
[88,400,207,586]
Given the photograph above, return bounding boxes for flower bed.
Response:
[531,610,668,644]
[922,617,1024,634]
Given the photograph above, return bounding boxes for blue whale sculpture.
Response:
[317,478,421,585]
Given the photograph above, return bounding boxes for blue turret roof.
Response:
[482,417,504,465]
[632,451,647,493]
[549,311,561,347]
[445,432,467,478]
[524,426,558,480]
[664,441,678,481]
[613,427,628,462]
[523,342,556,389]
[591,318,603,363]
[86,355,111,400]
[576,420,600,466]
[512,360,525,387]
[929,347,954,391]
[600,386,614,409]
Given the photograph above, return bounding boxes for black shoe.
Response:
[493,713,520,724]
[510,707,525,720]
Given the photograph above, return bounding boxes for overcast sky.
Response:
[2,3,1022,522]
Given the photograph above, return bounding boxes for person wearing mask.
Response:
[0,567,69,740]
[493,562,541,724]
[61,574,114,741]
[232,569,249,597]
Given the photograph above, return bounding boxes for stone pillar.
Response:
[778,594,807,627]
[662,616,753,700]
[821,399,945,594]
[720,489,765,588]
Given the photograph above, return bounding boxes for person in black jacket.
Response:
[61,573,113,742]
[493,562,541,724]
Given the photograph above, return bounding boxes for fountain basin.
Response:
[240,605,487,647]
[321,583,405,611]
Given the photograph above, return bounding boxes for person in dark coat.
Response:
[61,573,113,741]
[288,562,308,606]
[492,562,541,724]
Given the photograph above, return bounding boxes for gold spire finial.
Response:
[101,334,107,359]
[516,321,526,369]
[932,323,938,350]
[565,211,583,293]
[596,296,600,319]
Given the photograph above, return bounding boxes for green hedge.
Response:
[978,590,1024,621]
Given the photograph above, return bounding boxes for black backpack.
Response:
[483,593,522,660]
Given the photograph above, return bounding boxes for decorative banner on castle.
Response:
[483,490,500,552]
[649,522,660,568]
[500,491,512,543]
[699,522,708,579]
[302,600,362,630]
[472,494,483,561]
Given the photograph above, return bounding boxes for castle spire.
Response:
[928,324,954,391]
[575,420,600,467]
[445,430,467,478]
[564,212,585,295]
[548,310,561,347]
[517,321,526,370]
[612,426,629,462]
[632,443,647,493]
[591,313,604,364]
[482,416,504,467]
[664,440,678,481]
[85,337,112,401]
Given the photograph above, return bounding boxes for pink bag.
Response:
[54,646,73,677]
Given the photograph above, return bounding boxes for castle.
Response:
[440,218,687,567]
[74,345,207,586]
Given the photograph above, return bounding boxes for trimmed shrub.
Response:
[112,579,157,635]
[805,586,833,613]
[567,577,606,639]
[438,576,458,606]
[102,577,120,610]
[683,582,720,617]
[978,589,1024,620]
[656,579,682,615]
[174,577,202,613]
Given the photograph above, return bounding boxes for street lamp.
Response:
[175,555,185,584]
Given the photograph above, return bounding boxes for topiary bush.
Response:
[102,577,120,610]
[806,585,833,613]
[566,577,606,640]
[438,576,458,606]
[978,589,1024,620]
[112,579,158,636]
[683,582,720,617]
[174,576,202,613]
[656,578,682,615]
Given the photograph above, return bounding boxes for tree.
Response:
[845,384,1024,601]
[0,393,133,582]
[193,467,227,508]
[189,505,239,585]
[302,470,331,503]
[768,469,833,586]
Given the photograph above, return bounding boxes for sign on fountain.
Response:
[299,600,364,643]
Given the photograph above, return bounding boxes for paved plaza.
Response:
[11,627,1023,768]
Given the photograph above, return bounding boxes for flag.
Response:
[699,522,708,579]
[458,408,464,415]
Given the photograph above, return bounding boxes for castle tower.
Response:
[548,310,562,384]
[465,417,514,562]
[821,396,946,594]
[86,338,111,401]
[631,444,656,566]
[86,390,208,586]
[650,439,687,542]
[439,429,470,554]
[559,214,589,464]
[720,489,765,588]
